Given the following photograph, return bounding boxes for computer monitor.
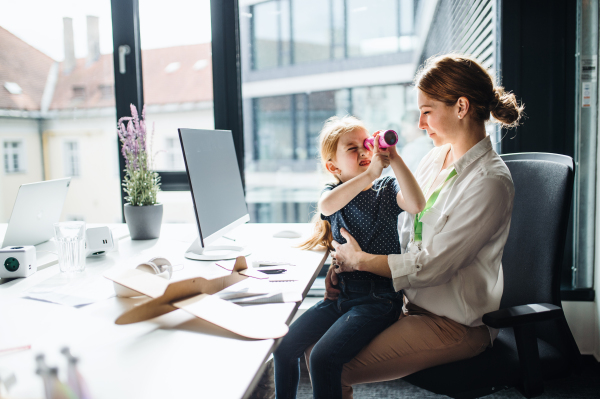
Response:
[179,128,251,261]
[2,178,71,247]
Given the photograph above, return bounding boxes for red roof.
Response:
[0,25,213,112]
[49,43,213,110]
[0,26,54,110]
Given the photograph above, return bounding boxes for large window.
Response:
[245,84,426,222]
[138,0,214,224]
[0,2,120,223]
[241,0,426,223]
[250,0,417,70]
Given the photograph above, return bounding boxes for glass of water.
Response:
[54,222,86,273]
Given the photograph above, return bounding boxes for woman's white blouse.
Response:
[390,135,514,336]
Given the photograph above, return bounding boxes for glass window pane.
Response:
[347,0,399,57]
[293,0,331,63]
[253,95,293,164]
[0,2,120,223]
[138,0,214,224]
[240,0,423,224]
[252,1,280,70]
[332,0,346,59]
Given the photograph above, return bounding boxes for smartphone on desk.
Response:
[258,269,287,275]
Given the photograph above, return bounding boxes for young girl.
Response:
[273,116,425,399]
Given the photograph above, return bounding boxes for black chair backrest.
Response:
[500,153,574,309]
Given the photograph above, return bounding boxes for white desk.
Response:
[0,223,326,399]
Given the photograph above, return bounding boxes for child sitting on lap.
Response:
[273,116,425,399]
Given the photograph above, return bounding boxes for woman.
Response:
[318,54,524,398]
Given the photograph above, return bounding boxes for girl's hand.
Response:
[367,134,390,178]
[331,228,364,273]
[387,140,399,160]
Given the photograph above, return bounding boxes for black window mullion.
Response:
[110,0,144,222]
[211,0,246,192]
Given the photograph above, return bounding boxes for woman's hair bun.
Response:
[490,86,524,128]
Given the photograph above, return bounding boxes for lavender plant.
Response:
[117,104,161,206]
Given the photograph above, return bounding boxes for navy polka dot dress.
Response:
[321,176,403,281]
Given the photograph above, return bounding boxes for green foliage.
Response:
[122,166,161,206]
[117,104,161,206]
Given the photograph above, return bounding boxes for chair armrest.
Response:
[482,303,562,329]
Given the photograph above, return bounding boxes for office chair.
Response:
[402,153,581,398]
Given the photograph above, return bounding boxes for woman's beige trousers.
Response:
[305,301,491,399]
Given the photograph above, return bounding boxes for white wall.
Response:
[41,107,214,224]
[43,114,122,223]
[0,118,45,222]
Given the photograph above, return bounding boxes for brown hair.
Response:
[298,116,367,251]
[415,54,524,128]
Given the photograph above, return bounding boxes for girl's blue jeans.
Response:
[273,277,403,399]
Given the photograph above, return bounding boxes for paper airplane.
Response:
[104,257,289,340]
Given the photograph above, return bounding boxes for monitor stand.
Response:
[184,237,251,261]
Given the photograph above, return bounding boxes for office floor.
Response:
[250,356,600,398]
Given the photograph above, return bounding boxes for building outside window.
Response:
[250,0,417,70]
[241,0,425,223]
[63,141,80,177]
[3,141,25,173]
[164,137,185,170]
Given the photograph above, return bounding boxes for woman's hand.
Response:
[331,228,364,274]
[324,265,340,301]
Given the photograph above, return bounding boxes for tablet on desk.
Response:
[2,178,71,247]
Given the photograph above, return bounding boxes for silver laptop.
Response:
[2,178,71,247]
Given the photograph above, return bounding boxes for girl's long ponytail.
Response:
[298,213,333,251]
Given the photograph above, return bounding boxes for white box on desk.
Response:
[0,245,37,278]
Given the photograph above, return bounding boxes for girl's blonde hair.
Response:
[298,116,367,251]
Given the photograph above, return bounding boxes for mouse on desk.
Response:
[273,230,302,239]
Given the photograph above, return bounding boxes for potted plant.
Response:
[117,104,162,240]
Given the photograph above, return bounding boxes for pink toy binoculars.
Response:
[363,130,398,149]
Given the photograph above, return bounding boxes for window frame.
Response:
[110,0,244,216]
[63,140,80,177]
[2,140,26,174]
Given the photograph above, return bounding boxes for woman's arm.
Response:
[333,175,514,291]
[393,175,513,290]
[331,228,391,278]
[388,145,426,214]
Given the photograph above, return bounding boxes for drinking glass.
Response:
[54,222,86,273]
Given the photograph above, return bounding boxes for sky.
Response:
[0,0,212,61]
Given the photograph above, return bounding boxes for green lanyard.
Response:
[413,168,457,242]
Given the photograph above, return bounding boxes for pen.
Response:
[0,344,31,355]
